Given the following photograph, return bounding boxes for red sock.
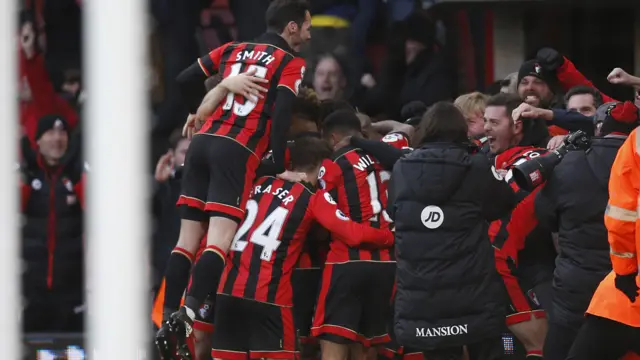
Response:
[526,349,543,358]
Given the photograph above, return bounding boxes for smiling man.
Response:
[517,59,559,109]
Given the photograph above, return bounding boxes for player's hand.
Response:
[546,135,567,150]
[512,103,552,122]
[182,113,203,140]
[277,170,308,183]
[607,67,633,85]
[155,150,174,183]
[220,67,269,101]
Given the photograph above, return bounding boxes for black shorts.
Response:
[178,134,260,223]
[292,268,322,343]
[496,258,545,326]
[311,262,395,346]
[211,294,298,360]
[193,295,215,333]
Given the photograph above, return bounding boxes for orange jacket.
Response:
[587,126,640,327]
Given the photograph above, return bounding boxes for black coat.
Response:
[389,143,516,350]
[21,156,84,302]
[534,136,624,327]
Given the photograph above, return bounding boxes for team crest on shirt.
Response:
[31,179,42,190]
[382,133,402,143]
[527,289,541,307]
[323,192,336,205]
[318,166,326,189]
[62,177,73,192]
[335,210,349,221]
[534,63,542,75]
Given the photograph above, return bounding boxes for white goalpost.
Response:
[0,0,20,357]
[85,0,149,358]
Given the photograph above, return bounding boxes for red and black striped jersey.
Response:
[197,33,306,160]
[296,224,330,269]
[488,146,549,264]
[318,146,395,263]
[218,176,393,306]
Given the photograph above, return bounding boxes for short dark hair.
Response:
[292,87,321,126]
[289,137,333,172]
[414,102,468,146]
[319,99,355,123]
[265,0,310,33]
[486,93,549,146]
[485,93,523,121]
[564,85,604,108]
[322,109,362,136]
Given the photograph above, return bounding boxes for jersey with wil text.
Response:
[319,146,394,263]
[197,35,305,160]
[218,176,391,306]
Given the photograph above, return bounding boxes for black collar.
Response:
[256,32,296,55]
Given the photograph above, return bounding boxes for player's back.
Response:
[218,176,315,306]
[199,33,305,158]
[320,146,394,263]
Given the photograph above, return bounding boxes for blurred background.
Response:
[14,0,640,358]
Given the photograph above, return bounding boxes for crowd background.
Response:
[15,0,640,358]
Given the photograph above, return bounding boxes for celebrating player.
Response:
[156,0,312,352]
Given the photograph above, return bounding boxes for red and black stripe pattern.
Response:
[218,177,316,306]
[489,146,548,259]
[199,40,296,160]
[325,146,394,263]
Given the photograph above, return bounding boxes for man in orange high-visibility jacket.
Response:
[566,126,640,360]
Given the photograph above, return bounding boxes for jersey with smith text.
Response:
[218,176,392,306]
[197,35,306,160]
[319,146,394,263]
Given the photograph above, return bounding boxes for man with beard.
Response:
[483,93,555,359]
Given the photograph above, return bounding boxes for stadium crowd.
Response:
[16,0,640,360]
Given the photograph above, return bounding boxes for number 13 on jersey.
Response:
[222,63,268,117]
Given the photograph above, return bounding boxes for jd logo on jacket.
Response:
[421,205,444,229]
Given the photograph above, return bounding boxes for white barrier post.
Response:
[0,0,20,357]
[85,0,148,357]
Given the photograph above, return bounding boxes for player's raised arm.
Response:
[270,58,306,174]
[176,43,232,114]
[309,190,394,248]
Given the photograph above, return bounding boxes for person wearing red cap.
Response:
[534,101,639,360]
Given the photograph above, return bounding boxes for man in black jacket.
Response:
[534,101,640,360]
[389,102,515,360]
[20,114,85,333]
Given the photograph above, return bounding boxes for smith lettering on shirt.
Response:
[235,49,276,66]
[415,325,469,337]
[251,183,295,205]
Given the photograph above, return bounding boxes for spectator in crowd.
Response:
[535,101,639,360]
[454,91,488,139]
[20,115,85,333]
[19,11,78,147]
[564,85,603,117]
[312,53,348,101]
[390,102,515,360]
[364,11,454,119]
[151,130,191,292]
